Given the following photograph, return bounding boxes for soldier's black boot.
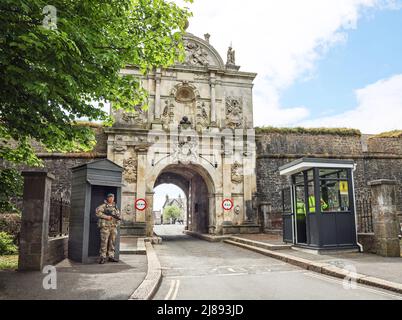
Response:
[108,257,119,263]
[99,257,106,264]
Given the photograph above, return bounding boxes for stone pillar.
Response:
[145,192,154,237]
[209,72,217,125]
[154,68,162,120]
[19,171,54,271]
[369,179,401,257]
[135,145,150,223]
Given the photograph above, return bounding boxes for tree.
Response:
[163,205,182,224]
[0,0,192,211]
[0,0,192,166]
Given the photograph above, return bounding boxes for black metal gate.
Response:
[49,196,70,237]
[282,187,294,243]
[356,197,373,233]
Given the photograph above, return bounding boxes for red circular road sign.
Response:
[135,198,147,211]
[222,199,234,211]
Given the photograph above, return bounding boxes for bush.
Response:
[0,213,21,244]
[0,232,18,255]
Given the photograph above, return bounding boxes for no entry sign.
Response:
[135,198,147,211]
[222,199,234,211]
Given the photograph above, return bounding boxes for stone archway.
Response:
[153,163,215,234]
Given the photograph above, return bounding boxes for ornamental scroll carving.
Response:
[123,157,137,184]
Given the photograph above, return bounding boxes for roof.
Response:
[279,158,355,176]
[72,158,123,172]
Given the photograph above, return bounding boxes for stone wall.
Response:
[46,236,68,265]
[255,132,402,232]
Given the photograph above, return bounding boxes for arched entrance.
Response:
[153,164,213,234]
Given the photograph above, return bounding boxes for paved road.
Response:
[153,225,402,300]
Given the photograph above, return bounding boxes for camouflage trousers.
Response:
[99,226,117,258]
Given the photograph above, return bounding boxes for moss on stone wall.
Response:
[370,130,402,139]
[255,126,361,136]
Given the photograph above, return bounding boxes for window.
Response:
[319,169,350,213]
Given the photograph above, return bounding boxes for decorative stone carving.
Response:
[123,157,137,183]
[225,97,243,129]
[184,40,209,66]
[121,105,146,126]
[196,101,210,129]
[231,161,243,184]
[227,46,236,65]
[161,100,171,127]
[179,116,192,130]
[172,137,198,165]
[113,135,127,153]
[226,45,240,70]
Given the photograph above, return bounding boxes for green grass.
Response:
[0,255,18,270]
[255,126,362,136]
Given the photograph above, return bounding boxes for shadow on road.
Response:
[153,225,191,242]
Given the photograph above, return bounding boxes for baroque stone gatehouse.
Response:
[106,31,259,236]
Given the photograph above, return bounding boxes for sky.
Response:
[181,0,402,134]
[154,184,185,211]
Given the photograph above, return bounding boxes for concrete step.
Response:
[120,237,146,255]
[226,236,292,251]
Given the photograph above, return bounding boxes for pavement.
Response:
[0,254,147,300]
[152,225,402,300]
[225,233,402,286]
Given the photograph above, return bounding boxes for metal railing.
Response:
[356,197,373,233]
[49,196,70,237]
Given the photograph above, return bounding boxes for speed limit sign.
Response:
[135,198,147,211]
[222,199,234,211]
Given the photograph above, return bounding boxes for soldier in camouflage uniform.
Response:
[96,193,121,264]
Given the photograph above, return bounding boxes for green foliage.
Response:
[0,213,21,242]
[0,254,18,270]
[0,232,18,255]
[0,169,23,213]
[370,130,402,139]
[255,126,362,137]
[163,205,183,222]
[0,0,193,166]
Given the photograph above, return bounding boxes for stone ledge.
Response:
[129,242,162,300]
[368,179,397,186]
[183,230,230,242]
[227,236,292,251]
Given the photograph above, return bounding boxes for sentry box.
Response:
[279,158,359,253]
[68,159,124,263]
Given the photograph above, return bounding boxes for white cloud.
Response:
[299,74,402,133]
[181,0,401,128]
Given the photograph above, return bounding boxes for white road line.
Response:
[164,280,176,300]
[304,272,402,300]
[171,279,181,300]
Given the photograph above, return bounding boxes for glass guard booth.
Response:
[279,158,359,252]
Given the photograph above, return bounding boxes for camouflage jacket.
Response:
[96,201,121,228]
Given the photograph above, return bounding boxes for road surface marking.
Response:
[304,272,402,300]
[171,279,180,300]
[164,280,176,300]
